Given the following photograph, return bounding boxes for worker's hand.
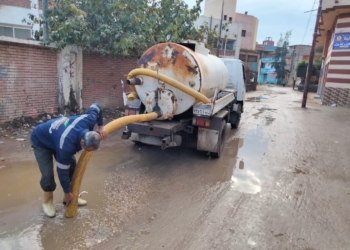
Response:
[64,192,74,207]
[96,126,107,140]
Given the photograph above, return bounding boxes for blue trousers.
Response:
[31,139,76,192]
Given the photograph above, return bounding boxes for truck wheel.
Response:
[230,104,241,129]
[212,120,227,158]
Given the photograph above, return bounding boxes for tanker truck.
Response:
[121,41,245,158]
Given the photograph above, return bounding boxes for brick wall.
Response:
[82,53,136,110]
[322,87,350,107]
[0,0,31,8]
[0,41,58,123]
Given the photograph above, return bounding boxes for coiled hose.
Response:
[65,112,159,217]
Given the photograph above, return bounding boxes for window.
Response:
[248,55,257,62]
[0,26,13,37]
[241,30,246,37]
[224,15,227,21]
[15,28,31,39]
[0,26,31,39]
[225,40,235,51]
[239,54,246,62]
[229,17,232,23]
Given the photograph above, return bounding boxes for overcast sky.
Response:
[184,0,318,46]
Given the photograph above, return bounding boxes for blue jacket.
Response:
[31,103,104,193]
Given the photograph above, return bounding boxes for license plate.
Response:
[193,106,212,116]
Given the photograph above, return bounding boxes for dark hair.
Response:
[83,131,101,150]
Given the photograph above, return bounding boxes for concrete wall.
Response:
[323,15,350,90]
[57,45,83,114]
[82,53,135,110]
[322,87,350,107]
[318,13,350,107]
[0,40,58,123]
[0,0,40,39]
[194,15,242,58]
[322,0,350,10]
[0,0,30,8]
[287,45,311,85]
[204,0,237,21]
[195,15,241,42]
[235,13,259,50]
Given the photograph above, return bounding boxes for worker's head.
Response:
[80,131,101,152]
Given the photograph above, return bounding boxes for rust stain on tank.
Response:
[137,49,156,68]
[137,43,200,82]
[186,65,198,75]
[171,49,179,64]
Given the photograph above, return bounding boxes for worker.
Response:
[30,103,107,218]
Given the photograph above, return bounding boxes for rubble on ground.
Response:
[0,108,124,140]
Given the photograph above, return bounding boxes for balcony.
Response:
[261,68,276,74]
[261,58,275,63]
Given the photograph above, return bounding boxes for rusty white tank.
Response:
[134,41,229,119]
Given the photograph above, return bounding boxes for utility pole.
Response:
[216,0,224,57]
[42,0,49,41]
[302,0,322,108]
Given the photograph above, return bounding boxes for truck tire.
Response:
[132,140,141,145]
[212,120,227,158]
[230,104,241,129]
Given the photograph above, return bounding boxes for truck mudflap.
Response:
[197,128,220,152]
[196,110,228,153]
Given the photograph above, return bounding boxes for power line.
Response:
[302,0,317,44]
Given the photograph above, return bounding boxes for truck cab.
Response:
[221,58,246,113]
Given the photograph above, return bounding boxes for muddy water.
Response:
[227,127,269,194]
[0,117,269,250]
[1,86,350,250]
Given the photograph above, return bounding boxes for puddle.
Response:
[246,97,261,103]
[246,95,270,102]
[293,168,307,175]
[216,127,269,194]
[0,128,271,248]
[252,107,277,126]
[0,224,43,250]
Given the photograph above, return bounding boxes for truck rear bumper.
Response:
[129,133,182,149]
[122,120,191,149]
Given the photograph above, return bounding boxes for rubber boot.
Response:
[43,192,56,218]
[63,197,87,206]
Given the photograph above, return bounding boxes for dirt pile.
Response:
[0,108,124,140]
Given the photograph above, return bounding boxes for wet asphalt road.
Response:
[1,85,350,250]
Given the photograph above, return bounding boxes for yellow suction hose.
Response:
[127,69,211,104]
[127,92,138,102]
[65,112,159,218]
[66,68,211,218]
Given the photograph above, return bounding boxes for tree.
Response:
[196,22,220,50]
[313,55,322,71]
[297,60,308,80]
[272,36,289,83]
[23,0,203,57]
[297,57,322,82]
